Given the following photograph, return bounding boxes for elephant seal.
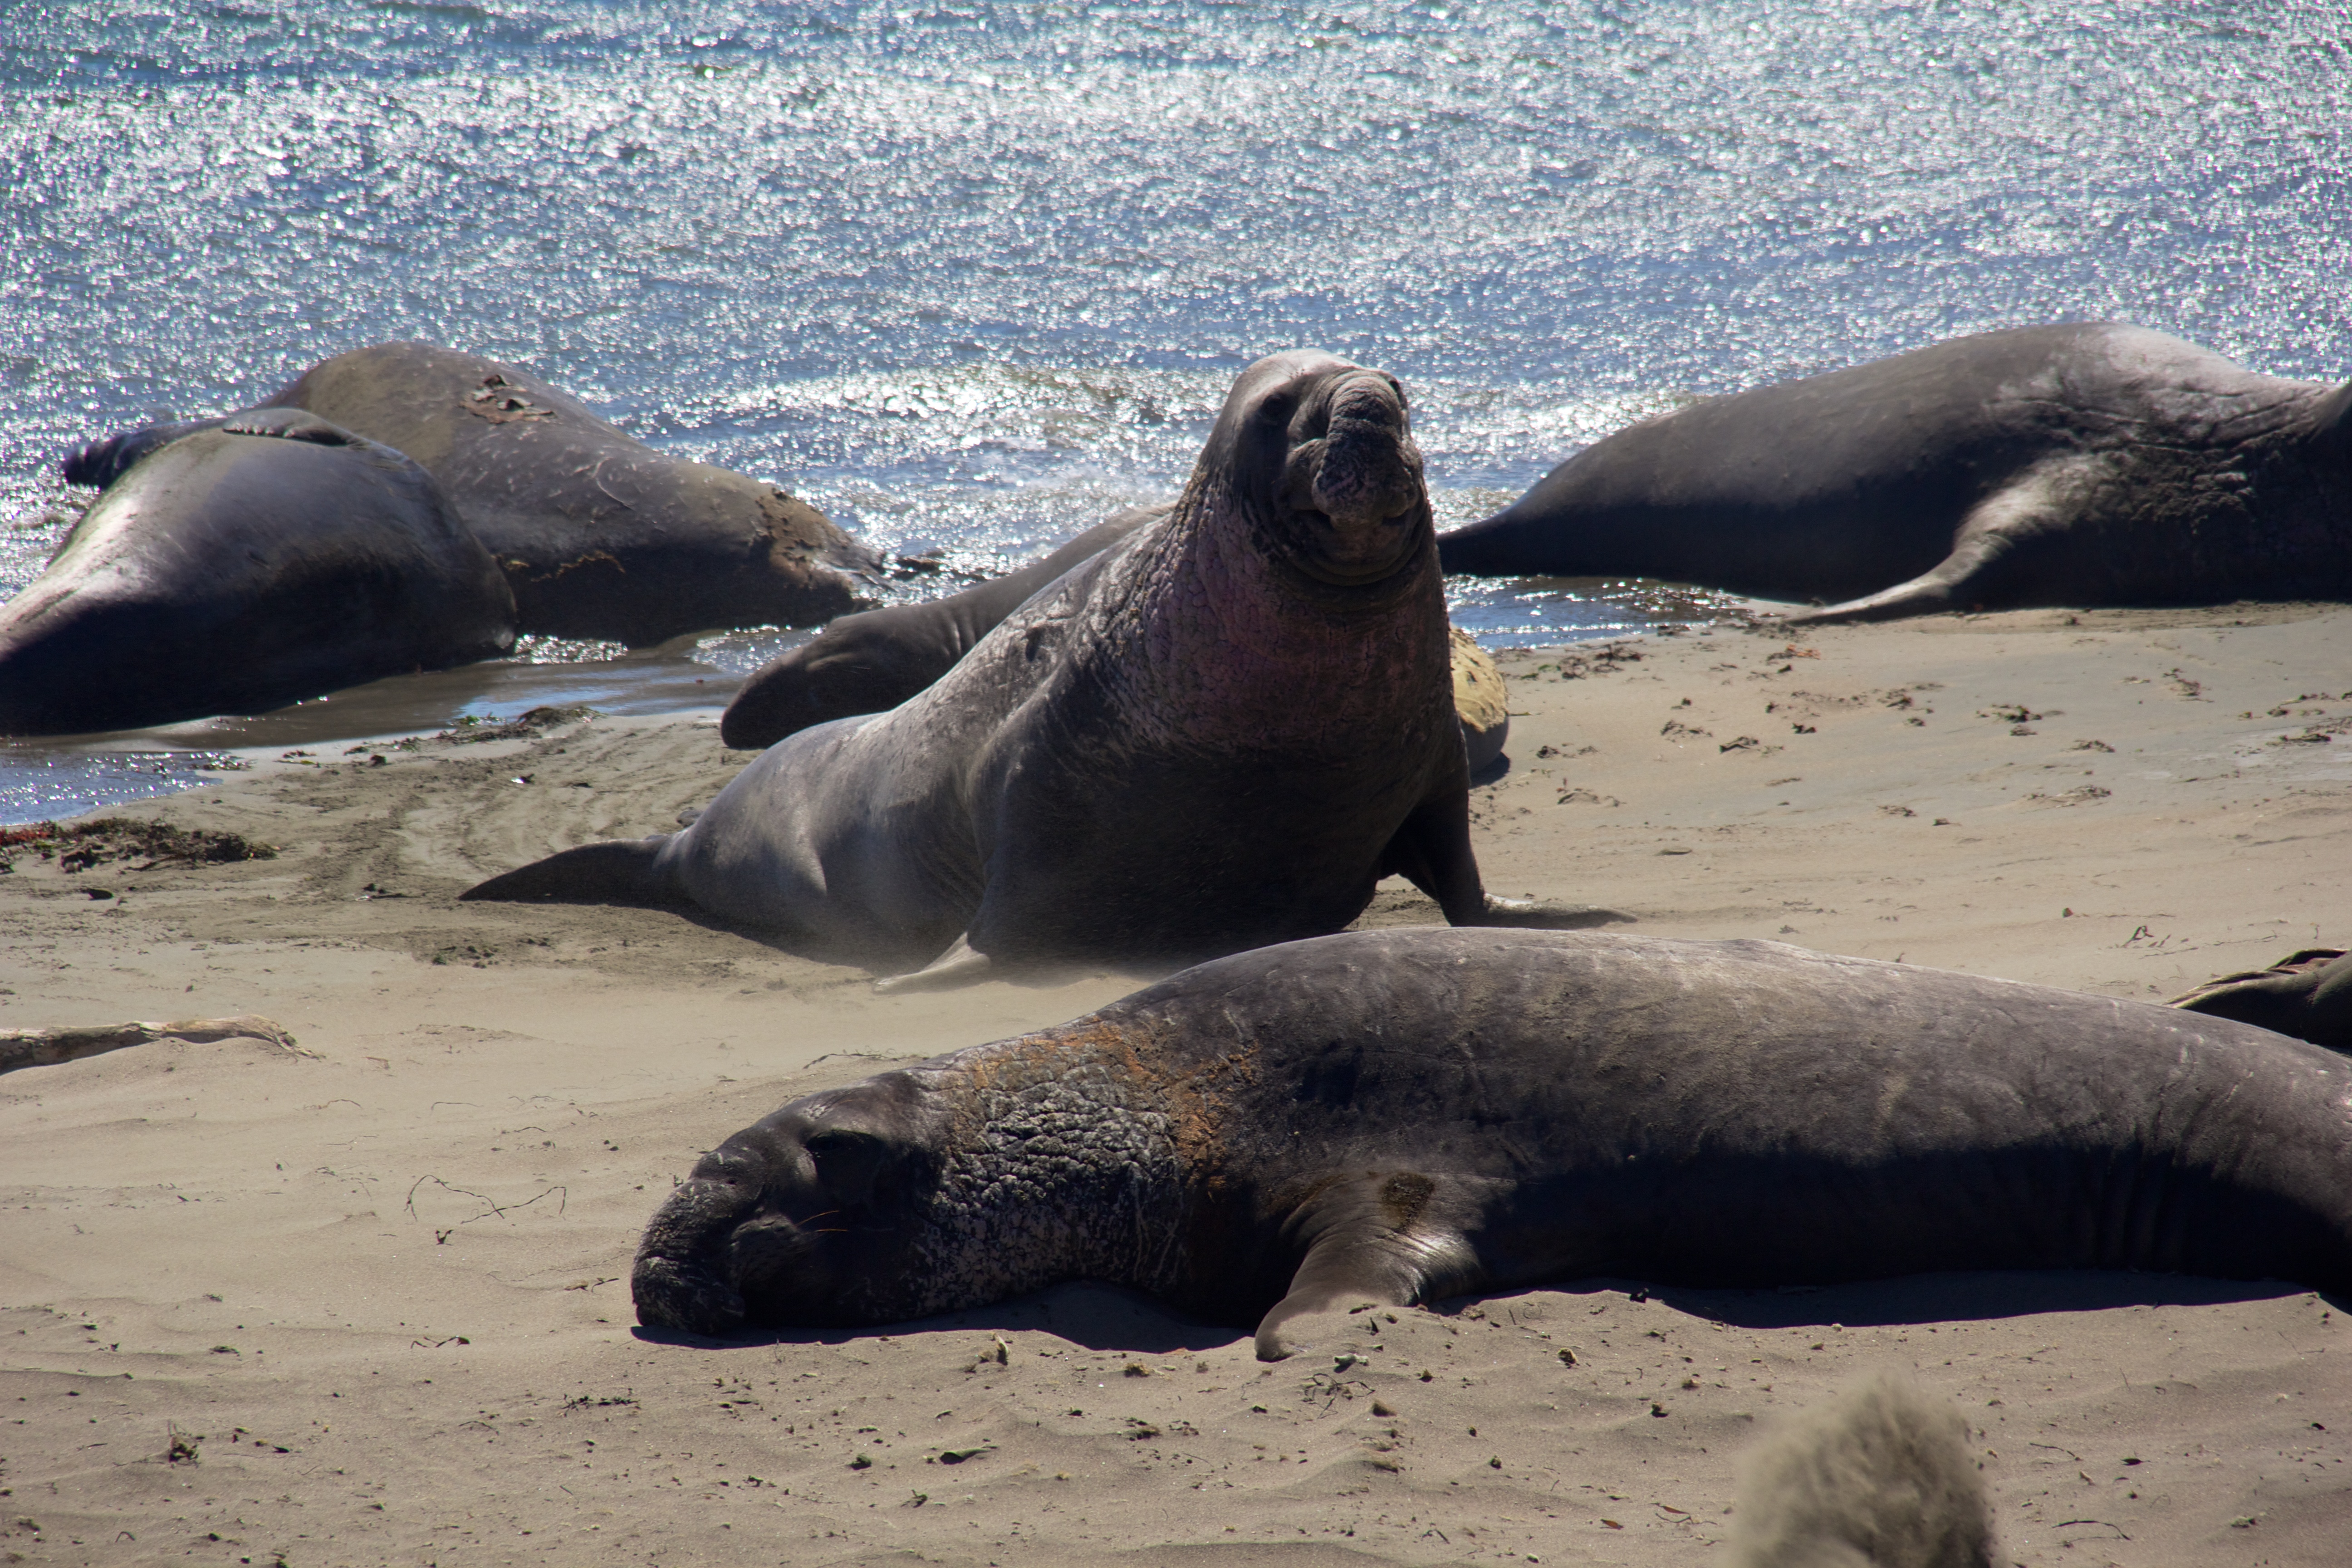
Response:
[2173,946,2351,1051]
[65,342,879,644]
[717,505,1169,749]
[633,927,2352,1356]
[467,351,1583,986]
[3,409,514,735]
[720,504,1510,770]
[1438,323,2352,621]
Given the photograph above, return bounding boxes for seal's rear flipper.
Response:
[873,933,996,994]
[1253,1173,1478,1361]
[461,836,676,906]
[2171,947,2352,1052]
[61,418,223,489]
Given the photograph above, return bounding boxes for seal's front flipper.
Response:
[461,835,676,905]
[1383,796,1633,931]
[1379,792,1489,925]
[1785,548,1987,624]
[873,933,996,995]
[1791,524,2019,623]
[1793,454,2103,623]
[2171,947,2352,1053]
[1254,1172,1478,1361]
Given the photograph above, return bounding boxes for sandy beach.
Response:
[3,603,2348,1567]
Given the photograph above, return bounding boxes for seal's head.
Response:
[632,1076,941,1336]
[1210,350,1432,591]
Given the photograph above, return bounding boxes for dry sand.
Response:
[2,603,2348,1567]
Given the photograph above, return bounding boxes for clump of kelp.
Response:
[0,817,277,874]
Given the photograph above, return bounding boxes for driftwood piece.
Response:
[0,1014,310,1075]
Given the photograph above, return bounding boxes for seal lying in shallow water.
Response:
[1437,323,2352,621]
[4,409,514,735]
[64,342,877,644]
[468,351,1581,986]
[632,927,2352,1358]
[719,502,1511,770]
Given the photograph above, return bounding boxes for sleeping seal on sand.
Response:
[466,351,1583,986]
[632,927,2352,1357]
[4,409,514,735]
[1438,323,2352,621]
[64,342,878,644]
[719,502,1511,771]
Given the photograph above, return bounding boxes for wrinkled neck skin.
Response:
[833,1027,1211,1324]
[2053,332,2352,562]
[1069,363,1449,759]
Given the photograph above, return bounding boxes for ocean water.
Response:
[2,1,2347,818]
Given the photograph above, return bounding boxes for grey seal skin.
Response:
[719,503,1511,771]
[632,928,2352,1361]
[3,409,514,735]
[467,351,1584,987]
[1437,323,2352,622]
[65,342,880,644]
[717,505,1168,749]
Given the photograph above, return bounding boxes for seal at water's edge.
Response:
[717,505,1171,749]
[4,409,514,735]
[1438,323,2352,621]
[632,928,2352,1357]
[64,342,880,644]
[719,504,1510,770]
[466,351,1593,986]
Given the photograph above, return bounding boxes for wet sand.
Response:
[3,603,2347,1566]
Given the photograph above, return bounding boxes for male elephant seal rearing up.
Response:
[718,504,1511,773]
[633,928,2352,1357]
[716,505,1170,750]
[467,352,1585,986]
[1438,323,2352,621]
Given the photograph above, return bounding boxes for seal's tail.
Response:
[460,835,677,906]
[1725,1370,1994,1568]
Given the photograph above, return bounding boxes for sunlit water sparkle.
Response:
[3,1,2346,818]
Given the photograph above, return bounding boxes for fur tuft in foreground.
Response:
[1725,1370,1995,1568]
